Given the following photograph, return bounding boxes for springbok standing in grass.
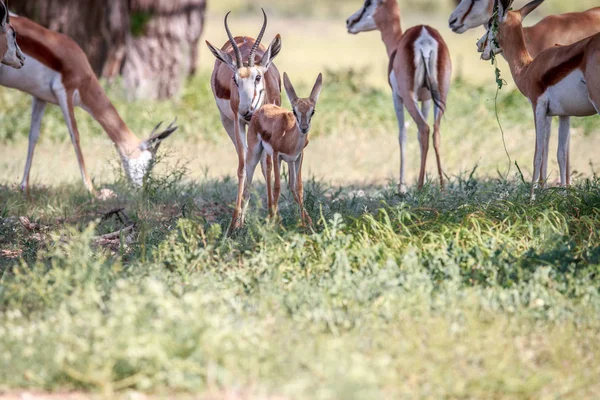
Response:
[0,15,177,194]
[240,72,323,229]
[450,0,600,186]
[346,0,452,194]
[478,0,600,199]
[206,10,282,231]
[0,1,24,68]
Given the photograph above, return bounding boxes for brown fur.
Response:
[490,4,600,196]
[524,7,600,57]
[362,0,452,190]
[240,74,322,228]
[9,16,173,192]
[495,11,596,101]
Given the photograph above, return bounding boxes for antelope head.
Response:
[122,120,178,187]
[0,0,25,68]
[284,72,323,135]
[346,0,388,34]
[449,0,495,34]
[206,9,282,122]
[477,0,543,60]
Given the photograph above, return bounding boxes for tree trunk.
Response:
[115,0,207,100]
[11,0,206,100]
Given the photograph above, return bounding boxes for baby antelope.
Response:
[231,72,323,231]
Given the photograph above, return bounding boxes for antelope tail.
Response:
[421,51,445,112]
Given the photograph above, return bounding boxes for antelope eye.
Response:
[311,110,316,116]
[292,110,297,117]
[255,75,262,83]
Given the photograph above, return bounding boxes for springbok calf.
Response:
[0,15,177,194]
[450,0,600,186]
[478,0,600,199]
[206,10,282,231]
[347,0,452,193]
[240,72,323,229]
[0,1,24,68]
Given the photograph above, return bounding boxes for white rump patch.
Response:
[413,27,439,91]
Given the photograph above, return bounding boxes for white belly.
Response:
[547,70,596,117]
[0,54,60,104]
[280,152,300,163]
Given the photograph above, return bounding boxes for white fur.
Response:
[413,27,438,92]
[122,150,153,187]
[547,70,595,116]
[449,0,493,33]
[346,1,379,34]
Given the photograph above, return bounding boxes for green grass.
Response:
[1,170,600,398]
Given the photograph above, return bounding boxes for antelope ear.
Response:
[519,0,544,20]
[206,41,236,71]
[0,1,7,26]
[310,73,323,103]
[283,72,298,104]
[142,119,178,153]
[259,34,282,70]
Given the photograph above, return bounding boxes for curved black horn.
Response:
[248,8,267,67]
[224,11,242,68]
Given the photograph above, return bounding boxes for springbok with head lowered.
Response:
[450,0,600,186]
[478,0,600,199]
[0,0,24,68]
[239,72,323,229]
[206,10,282,231]
[347,0,452,194]
[0,15,177,194]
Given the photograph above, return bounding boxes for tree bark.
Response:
[11,0,206,100]
[115,0,207,100]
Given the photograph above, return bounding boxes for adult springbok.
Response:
[240,72,323,229]
[478,0,600,199]
[450,0,600,186]
[0,15,177,194]
[206,10,282,231]
[0,1,24,68]
[347,0,452,193]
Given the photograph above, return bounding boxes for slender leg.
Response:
[393,94,408,193]
[260,154,273,206]
[272,153,282,218]
[264,154,274,218]
[540,117,553,187]
[241,143,263,225]
[532,104,551,200]
[432,105,445,189]
[55,87,93,193]
[229,118,248,233]
[293,153,311,227]
[404,95,430,190]
[20,98,47,195]
[557,116,570,187]
[421,99,432,122]
[566,133,571,186]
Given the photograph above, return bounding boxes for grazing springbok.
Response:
[0,15,177,194]
[0,1,24,68]
[240,72,323,229]
[478,0,600,199]
[346,0,452,193]
[206,10,282,231]
[450,0,600,186]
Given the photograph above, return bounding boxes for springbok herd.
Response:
[1,0,600,231]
